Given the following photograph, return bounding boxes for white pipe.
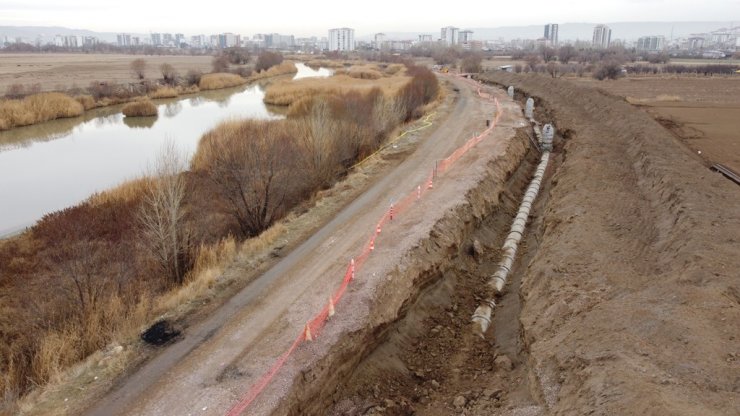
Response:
[472,146,551,337]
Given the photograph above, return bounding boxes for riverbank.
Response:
[0,62,437,414]
[0,61,299,131]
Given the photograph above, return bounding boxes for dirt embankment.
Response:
[480,73,740,415]
[271,124,536,414]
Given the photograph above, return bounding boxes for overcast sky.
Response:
[1,0,738,36]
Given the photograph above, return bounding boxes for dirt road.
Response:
[82,75,517,416]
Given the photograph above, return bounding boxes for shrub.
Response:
[0,92,84,130]
[6,83,26,99]
[460,54,483,73]
[185,69,203,87]
[348,67,383,79]
[75,94,96,110]
[397,64,439,121]
[131,58,147,79]
[255,51,284,72]
[593,61,624,80]
[212,55,230,73]
[149,86,179,99]
[160,63,178,85]
[122,99,158,117]
[198,73,247,90]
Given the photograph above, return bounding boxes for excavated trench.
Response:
[275,111,564,414]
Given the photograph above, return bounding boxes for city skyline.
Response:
[2,0,737,36]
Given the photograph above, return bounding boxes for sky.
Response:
[1,0,739,37]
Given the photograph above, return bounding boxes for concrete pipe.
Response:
[508,86,515,98]
[471,146,551,336]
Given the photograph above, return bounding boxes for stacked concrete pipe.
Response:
[471,130,551,337]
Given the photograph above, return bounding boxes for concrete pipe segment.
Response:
[472,149,550,336]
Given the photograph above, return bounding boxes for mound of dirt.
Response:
[480,73,740,415]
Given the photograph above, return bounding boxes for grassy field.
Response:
[0,53,213,93]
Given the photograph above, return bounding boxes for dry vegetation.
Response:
[0,93,84,130]
[198,73,247,90]
[148,86,179,99]
[0,61,439,412]
[121,99,158,117]
[263,64,409,107]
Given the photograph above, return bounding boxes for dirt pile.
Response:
[481,73,740,415]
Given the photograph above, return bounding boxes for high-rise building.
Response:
[151,33,162,46]
[329,28,355,51]
[544,23,559,46]
[593,25,612,48]
[459,30,474,44]
[441,26,459,46]
[117,33,131,47]
[374,33,386,49]
[175,33,185,47]
[418,34,433,43]
[637,36,665,51]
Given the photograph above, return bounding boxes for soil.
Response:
[477,73,740,415]
[79,75,524,416]
[60,71,740,416]
[572,76,740,172]
[0,53,213,93]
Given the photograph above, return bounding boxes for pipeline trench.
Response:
[276,111,563,415]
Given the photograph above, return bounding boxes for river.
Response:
[0,63,330,236]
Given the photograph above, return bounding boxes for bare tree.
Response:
[139,141,190,285]
[159,63,177,85]
[294,97,342,187]
[131,58,147,80]
[199,121,296,238]
[557,45,577,64]
[546,62,559,78]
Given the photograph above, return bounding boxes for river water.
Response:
[0,63,330,236]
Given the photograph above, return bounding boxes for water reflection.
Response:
[123,116,157,129]
[0,84,283,235]
[294,63,334,79]
[0,66,334,236]
[163,101,183,118]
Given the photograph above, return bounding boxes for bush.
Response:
[212,55,230,73]
[255,51,284,72]
[460,54,483,73]
[397,64,439,121]
[0,92,84,130]
[149,86,179,99]
[6,83,26,99]
[593,61,624,80]
[160,63,178,85]
[198,73,247,90]
[122,99,158,117]
[75,94,96,110]
[185,69,203,87]
[131,58,147,79]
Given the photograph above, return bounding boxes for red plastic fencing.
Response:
[225,77,501,416]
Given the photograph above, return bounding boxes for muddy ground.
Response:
[0,53,213,92]
[284,74,739,415]
[572,76,740,172]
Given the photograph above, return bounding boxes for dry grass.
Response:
[199,73,247,90]
[74,94,97,110]
[263,73,410,107]
[250,61,298,81]
[87,177,154,207]
[122,99,157,117]
[149,86,179,99]
[305,59,347,69]
[0,92,84,130]
[347,65,384,80]
[626,94,682,104]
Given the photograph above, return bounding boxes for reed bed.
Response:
[122,98,158,117]
[199,73,247,90]
[0,92,84,130]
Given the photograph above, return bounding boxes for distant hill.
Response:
[358,21,733,42]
